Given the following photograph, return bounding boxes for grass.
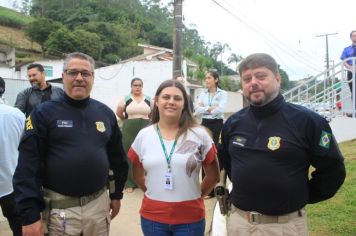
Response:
[307,139,356,236]
[0,6,33,28]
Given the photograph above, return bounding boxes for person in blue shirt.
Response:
[195,70,227,198]
[340,30,356,110]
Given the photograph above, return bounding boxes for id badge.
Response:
[164,172,173,190]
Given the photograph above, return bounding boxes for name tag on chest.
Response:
[57,120,73,128]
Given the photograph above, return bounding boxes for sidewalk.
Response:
[0,189,217,236]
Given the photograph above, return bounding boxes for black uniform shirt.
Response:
[219,94,345,215]
[13,93,128,225]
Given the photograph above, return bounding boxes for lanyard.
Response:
[156,125,177,172]
[208,92,216,106]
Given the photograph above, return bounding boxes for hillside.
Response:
[0,6,44,64]
[0,25,41,51]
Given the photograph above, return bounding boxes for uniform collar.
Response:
[250,93,285,118]
[62,93,90,108]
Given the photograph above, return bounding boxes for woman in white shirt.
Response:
[128,80,220,236]
[195,70,227,197]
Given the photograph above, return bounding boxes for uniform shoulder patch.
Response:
[319,131,331,148]
[26,115,33,130]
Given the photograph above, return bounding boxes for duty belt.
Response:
[46,187,106,209]
[233,205,303,224]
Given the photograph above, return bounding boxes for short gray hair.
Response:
[63,52,95,71]
[238,53,279,75]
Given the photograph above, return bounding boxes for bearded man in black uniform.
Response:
[218,53,346,236]
[13,52,128,236]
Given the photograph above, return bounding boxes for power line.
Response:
[209,0,323,73]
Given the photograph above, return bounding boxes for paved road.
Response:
[0,189,217,236]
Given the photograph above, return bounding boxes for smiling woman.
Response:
[116,78,152,193]
[127,79,220,236]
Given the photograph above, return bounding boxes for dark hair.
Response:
[151,80,197,138]
[27,63,44,72]
[131,77,143,86]
[206,70,220,87]
[63,52,95,71]
[0,77,5,96]
[350,30,356,38]
[238,53,279,75]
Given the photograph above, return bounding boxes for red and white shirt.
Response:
[128,125,216,224]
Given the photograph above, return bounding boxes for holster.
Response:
[214,170,231,216]
[107,169,115,194]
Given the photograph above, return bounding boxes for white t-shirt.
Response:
[128,125,217,224]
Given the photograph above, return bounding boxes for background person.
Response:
[128,80,220,236]
[13,52,128,236]
[219,53,346,236]
[14,63,63,117]
[116,78,151,193]
[0,77,25,236]
[195,70,227,198]
[340,30,356,114]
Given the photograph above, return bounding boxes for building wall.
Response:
[18,59,64,81]
[92,60,176,111]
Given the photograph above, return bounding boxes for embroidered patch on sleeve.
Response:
[319,131,331,148]
[25,115,33,130]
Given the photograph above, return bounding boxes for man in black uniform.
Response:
[218,53,346,236]
[13,52,128,236]
[15,63,63,117]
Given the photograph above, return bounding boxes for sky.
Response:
[1,0,355,81]
[182,0,356,80]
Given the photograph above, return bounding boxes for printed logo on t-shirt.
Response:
[232,136,246,147]
[319,131,331,149]
[267,136,281,151]
[95,121,106,133]
[57,120,73,128]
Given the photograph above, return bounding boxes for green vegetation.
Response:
[0,6,33,28]
[307,139,356,236]
[0,0,296,91]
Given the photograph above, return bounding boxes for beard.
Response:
[31,81,40,90]
[247,91,277,107]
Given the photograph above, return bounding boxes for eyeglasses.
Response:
[64,70,93,79]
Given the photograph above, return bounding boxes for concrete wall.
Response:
[93,60,177,111]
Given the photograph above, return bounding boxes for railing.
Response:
[283,57,356,120]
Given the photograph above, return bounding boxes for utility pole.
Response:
[173,0,183,78]
[316,33,337,78]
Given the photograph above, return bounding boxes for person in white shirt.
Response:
[195,70,227,197]
[0,77,26,236]
[128,80,220,236]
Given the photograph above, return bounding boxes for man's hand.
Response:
[110,199,121,219]
[22,220,44,236]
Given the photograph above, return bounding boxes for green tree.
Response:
[44,26,77,55]
[278,65,290,91]
[24,18,62,52]
[219,76,240,92]
[228,53,243,72]
[72,29,103,60]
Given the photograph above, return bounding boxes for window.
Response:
[44,66,53,77]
